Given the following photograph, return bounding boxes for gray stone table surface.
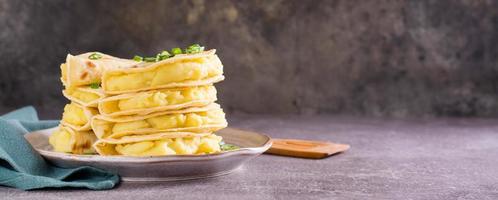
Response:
[1,115,498,199]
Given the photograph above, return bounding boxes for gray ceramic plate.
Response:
[25,127,272,182]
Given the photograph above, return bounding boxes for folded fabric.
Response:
[0,106,119,190]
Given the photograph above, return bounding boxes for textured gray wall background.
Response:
[1,0,498,118]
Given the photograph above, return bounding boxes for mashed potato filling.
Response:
[100,86,216,115]
[49,128,73,153]
[49,127,96,154]
[61,103,98,131]
[64,87,101,104]
[112,134,222,156]
[106,108,226,137]
[104,56,222,93]
[62,103,88,126]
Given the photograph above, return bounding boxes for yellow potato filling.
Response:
[49,128,73,153]
[113,134,222,156]
[101,86,216,114]
[65,87,100,104]
[104,56,222,93]
[62,103,88,126]
[108,108,226,136]
[49,127,96,154]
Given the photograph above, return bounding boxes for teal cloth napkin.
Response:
[0,106,119,190]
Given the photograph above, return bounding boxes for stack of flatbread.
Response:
[49,48,227,156]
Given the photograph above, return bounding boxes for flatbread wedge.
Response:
[98,85,217,117]
[61,102,99,131]
[63,86,106,107]
[91,103,227,139]
[101,50,224,94]
[49,125,97,154]
[93,132,222,156]
[61,52,137,88]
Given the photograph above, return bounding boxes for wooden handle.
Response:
[265,138,350,159]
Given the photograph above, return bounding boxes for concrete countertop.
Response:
[1,115,497,199]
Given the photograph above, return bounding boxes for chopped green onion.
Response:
[143,57,157,62]
[156,50,171,61]
[89,82,100,89]
[160,50,171,57]
[220,143,239,151]
[133,55,143,62]
[171,47,182,55]
[133,44,203,63]
[185,44,205,54]
[88,53,102,60]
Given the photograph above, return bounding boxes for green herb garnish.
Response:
[132,44,204,63]
[133,55,143,62]
[143,57,157,62]
[89,82,100,89]
[88,53,102,60]
[171,47,182,55]
[156,50,172,61]
[220,142,239,151]
[185,44,205,54]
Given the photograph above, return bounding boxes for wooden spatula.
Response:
[265,138,350,159]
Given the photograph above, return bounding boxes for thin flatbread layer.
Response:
[101,50,224,94]
[91,103,227,139]
[61,102,99,131]
[93,132,214,156]
[61,53,137,88]
[63,86,106,107]
[49,125,97,154]
[98,85,217,117]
